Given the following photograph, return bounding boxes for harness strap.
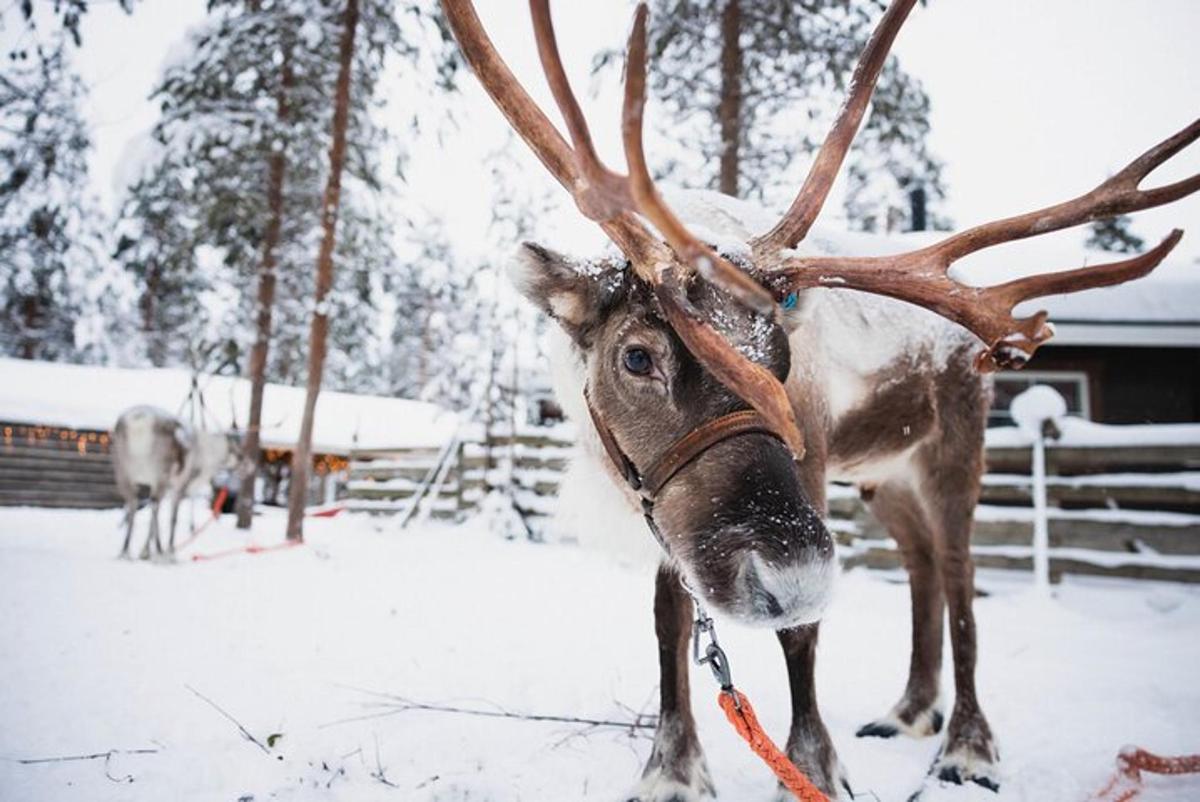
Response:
[585,394,781,502]
[642,410,779,498]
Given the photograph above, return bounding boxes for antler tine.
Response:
[932,117,1200,263]
[1105,118,1200,210]
[771,229,1184,372]
[752,0,919,254]
[441,0,663,266]
[766,115,1199,370]
[528,0,635,222]
[621,4,778,314]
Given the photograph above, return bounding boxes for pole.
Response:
[1031,428,1050,592]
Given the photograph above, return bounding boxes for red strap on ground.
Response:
[190,540,302,562]
[1093,747,1200,802]
[718,689,828,802]
[307,504,346,518]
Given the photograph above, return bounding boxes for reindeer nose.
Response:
[734,547,835,629]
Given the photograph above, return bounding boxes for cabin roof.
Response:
[0,358,458,456]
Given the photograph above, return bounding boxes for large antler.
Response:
[442,1,806,456]
[753,0,1199,370]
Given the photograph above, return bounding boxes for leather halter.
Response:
[584,391,785,510]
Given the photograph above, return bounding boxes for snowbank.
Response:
[0,358,457,454]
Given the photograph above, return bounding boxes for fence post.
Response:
[1030,428,1050,593]
[1010,386,1067,594]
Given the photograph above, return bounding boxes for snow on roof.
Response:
[0,358,458,455]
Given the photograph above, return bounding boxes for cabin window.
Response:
[990,370,1091,425]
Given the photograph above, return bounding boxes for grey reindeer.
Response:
[112,406,238,560]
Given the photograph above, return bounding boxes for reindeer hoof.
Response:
[777,735,849,800]
[855,720,898,738]
[858,700,943,740]
[928,744,1000,794]
[625,760,715,802]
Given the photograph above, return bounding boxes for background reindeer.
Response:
[113,405,238,561]
[443,0,1198,798]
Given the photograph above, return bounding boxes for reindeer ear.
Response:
[509,242,622,339]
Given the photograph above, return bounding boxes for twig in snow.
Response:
[370,734,399,788]
[185,684,270,755]
[12,747,160,786]
[16,747,159,765]
[326,684,657,739]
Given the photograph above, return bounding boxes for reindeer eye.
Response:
[622,347,653,375]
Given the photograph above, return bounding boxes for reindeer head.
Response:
[446,0,1198,626]
[513,243,834,626]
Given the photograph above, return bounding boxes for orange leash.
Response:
[173,487,229,554]
[1093,747,1200,802]
[718,689,828,802]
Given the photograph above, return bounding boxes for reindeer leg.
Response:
[628,563,714,802]
[928,538,998,791]
[776,624,848,800]
[857,482,944,740]
[119,494,137,560]
[923,366,999,792]
[143,491,164,561]
[168,492,183,557]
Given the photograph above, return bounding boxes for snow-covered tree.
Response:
[12,0,136,48]
[597,0,948,231]
[1085,214,1144,254]
[0,34,109,360]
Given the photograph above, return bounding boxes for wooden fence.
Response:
[344,424,1200,583]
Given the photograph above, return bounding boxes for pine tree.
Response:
[1085,215,1144,254]
[117,0,452,526]
[0,31,107,360]
[113,154,209,365]
[598,0,948,232]
[287,0,360,543]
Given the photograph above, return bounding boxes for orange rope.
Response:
[718,689,828,802]
[173,487,229,553]
[1093,747,1200,802]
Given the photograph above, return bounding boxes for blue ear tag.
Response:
[781,291,798,310]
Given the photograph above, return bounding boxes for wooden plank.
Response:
[981,481,1199,512]
[845,546,1200,584]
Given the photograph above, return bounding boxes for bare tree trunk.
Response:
[237,46,293,530]
[285,0,359,542]
[717,0,742,198]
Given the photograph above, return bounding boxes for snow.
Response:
[1009,386,1068,436]
[2,506,1199,802]
[0,358,457,455]
[986,417,1200,449]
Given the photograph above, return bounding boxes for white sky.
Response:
[74,0,1200,268]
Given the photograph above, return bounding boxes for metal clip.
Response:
[692,611,733,690]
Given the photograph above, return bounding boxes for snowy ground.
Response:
[1,507,1199,802]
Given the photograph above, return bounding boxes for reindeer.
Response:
[113,406,239,561]
[443,0,1199,797]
